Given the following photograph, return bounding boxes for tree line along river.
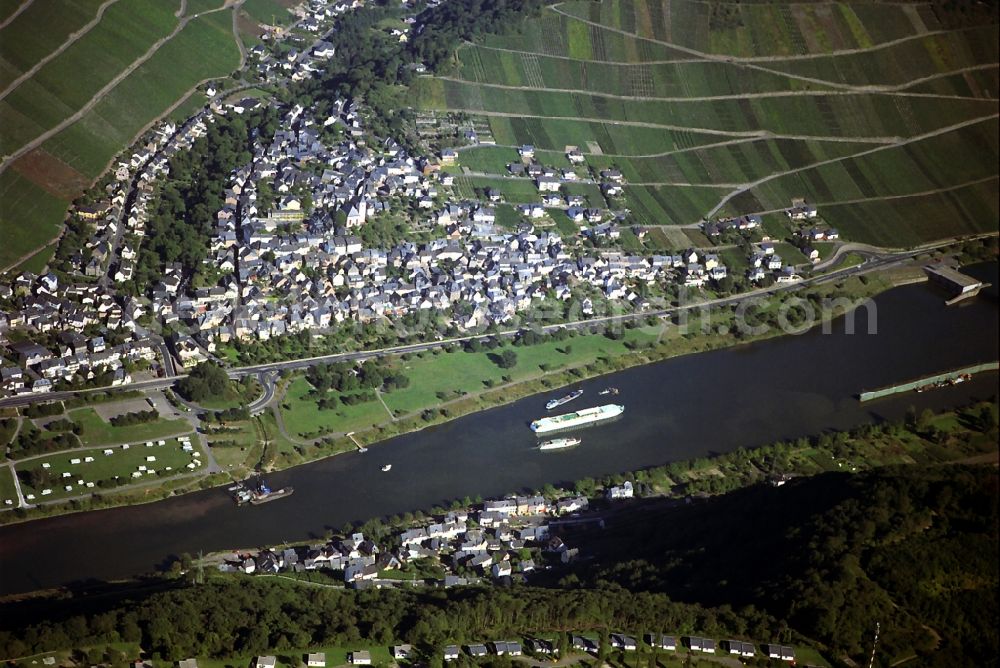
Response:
[0,263,996,596]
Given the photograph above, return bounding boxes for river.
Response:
[1,264,997,596]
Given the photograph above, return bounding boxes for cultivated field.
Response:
[0,0,243,271]
[409,0,999,245]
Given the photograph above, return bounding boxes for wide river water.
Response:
[1,264,997,595]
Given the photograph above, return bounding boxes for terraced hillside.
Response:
[409,0,999,246]
[0,0,243,272]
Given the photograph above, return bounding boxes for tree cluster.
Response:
[546,465,998,666]
[305,360,408,395]
[408,0,555,71]
[109,410,158,428]
[175,362,232,403]
[0,581,776,663]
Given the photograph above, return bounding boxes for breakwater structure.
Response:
[859,361,999,402]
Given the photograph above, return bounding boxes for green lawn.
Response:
[241,0,295,26]
[0,0,107,89]
[382,331,655,415]
[0,0,241,269]
[280,377,392,438]
[69,407,191,447]
[0,465,18,508]
[15,436,205,502]
[0,0,182,158]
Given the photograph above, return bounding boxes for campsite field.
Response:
[411,0,999,245]
[14,436,204,503]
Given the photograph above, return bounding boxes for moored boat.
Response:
[539,437,582,451]
[381,464,392,472]
[546,389,583,410]
[598,387,619,395]
[233,478,294,506]
[531,404,624,434]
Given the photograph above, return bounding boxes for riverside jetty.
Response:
[859,361,999,402]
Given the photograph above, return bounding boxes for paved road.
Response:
[431,74,990,102]
[0,237,982,411]
[0,0,34,30]
[0,2,234,172]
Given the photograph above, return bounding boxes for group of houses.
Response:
[0,285,158,396]
[234,636,795,668]
[221,490,612,584]
[151,101,723,361]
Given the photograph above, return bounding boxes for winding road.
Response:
[0,0,33,30]
[0,0,124,102]
[433,70,1000,102]
[704,112,1000,217]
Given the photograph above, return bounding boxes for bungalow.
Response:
[392,646,413,661]
[465,644,488,658]
[528,638,554,655]
[556,496,588,514]
[767,644,795,662]
[536,177,561,192]
[306,653,325,667]
[607,481,634,499]
[491,641,522,656]
[687,637,715,654]
[491,561,512,578]
[443,575,469,587]
[646,634,676,651]
[443,646,460,662]
[610,634,637,651]
[727,641,755,658]
[787,204,818,220]
[254,657,276,668]
[10,341,51,366]
[349,651,371,665]
[177,660,198,668]
[572,636,597,653]
[518,145,535,159]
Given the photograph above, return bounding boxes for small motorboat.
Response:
[381,464,392,472]
[598,387,619,395]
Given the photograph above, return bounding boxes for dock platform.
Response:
[859,361,999,402]
[924,264,991,305]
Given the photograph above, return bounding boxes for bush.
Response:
[23,402,64,419]
[109,410,159,427]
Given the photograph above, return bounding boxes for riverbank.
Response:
[0,264,996,594]
[265,271,896,467]
[0,254,987,527]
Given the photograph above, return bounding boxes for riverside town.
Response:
[0,0,997,666]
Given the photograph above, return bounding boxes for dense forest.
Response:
[0,466,994,666]
[407,0,556,70]
[0,582,777,663]
[543,466,998,667]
